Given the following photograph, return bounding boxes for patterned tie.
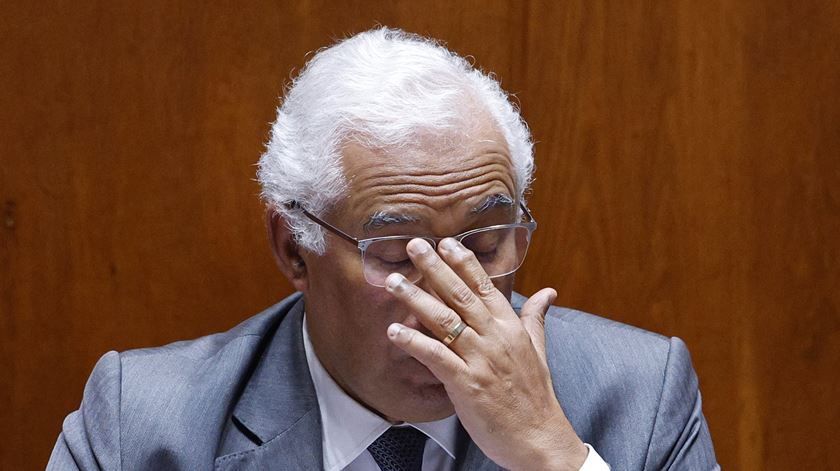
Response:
[367,426,429,471]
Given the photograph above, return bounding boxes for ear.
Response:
[266,209,309,293]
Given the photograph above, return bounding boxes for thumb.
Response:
[520,288,557,363]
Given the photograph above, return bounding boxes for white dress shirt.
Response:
[302,315,609,470]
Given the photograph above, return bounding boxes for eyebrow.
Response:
[471,193,515,214]
[362,212,420,233]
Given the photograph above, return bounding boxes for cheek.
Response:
[310,253,408,327]
[356,285,413,327]
[305,245,425,346]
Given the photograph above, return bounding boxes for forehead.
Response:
[338,122,516,233]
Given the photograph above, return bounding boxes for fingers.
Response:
[519,288,557,364]
[435,237,517,320]
[405,239,493,333]
[387,322,466,384]
[385,273,480,354]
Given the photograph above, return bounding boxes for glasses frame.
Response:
[284,200,538,284]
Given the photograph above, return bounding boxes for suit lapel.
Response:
[215,297,324,470]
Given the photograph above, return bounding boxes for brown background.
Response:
[1,1,838,469]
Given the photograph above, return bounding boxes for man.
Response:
[49,28,718,470]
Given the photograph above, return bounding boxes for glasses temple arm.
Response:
[284,201,360,246]
[519,201,536,224]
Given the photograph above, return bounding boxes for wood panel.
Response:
[1,1,837,469]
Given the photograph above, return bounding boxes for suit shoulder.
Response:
[547,305,670,348]
[120,293,302,365]
[512,290,664,339]
[543,304,677,379]
[540,305,699,463]
[81,294,303,468]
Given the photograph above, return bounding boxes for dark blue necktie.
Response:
[367,426,429,471]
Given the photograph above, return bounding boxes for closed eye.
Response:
[373,256,412,267]
[473,248,498,262]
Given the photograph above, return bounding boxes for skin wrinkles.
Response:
[344,151,517,233]
[353,153,512,189]
[361,163,513,198]
[357,149,512,179]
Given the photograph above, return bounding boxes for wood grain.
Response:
[1,1,837,469]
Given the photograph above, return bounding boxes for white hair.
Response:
[257,27,534,254]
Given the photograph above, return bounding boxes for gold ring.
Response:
[443,321,467,346]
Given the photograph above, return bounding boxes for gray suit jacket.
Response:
[48,292,719,470]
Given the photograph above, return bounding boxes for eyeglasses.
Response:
[285,200,537,287]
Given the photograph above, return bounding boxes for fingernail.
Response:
[439,238,458,252]
[407,238,431,255]
[385,273,405,291]
[387,323,402,338]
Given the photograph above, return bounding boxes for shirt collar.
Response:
[303,314,459,471]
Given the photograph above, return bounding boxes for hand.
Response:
[384,237,588,471]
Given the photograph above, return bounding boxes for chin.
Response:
[388,385,454,423]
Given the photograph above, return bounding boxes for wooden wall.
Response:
[1,1,837,469]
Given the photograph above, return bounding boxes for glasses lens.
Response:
[461,226,532,277]
[362,237,426,287]
[360,226,533,287]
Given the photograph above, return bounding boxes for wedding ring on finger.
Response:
[443,320,467,346]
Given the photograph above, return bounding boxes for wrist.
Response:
[532,413,588,471]
[507,427,586,470]
[537,438,588,471]
[507,402,588,471]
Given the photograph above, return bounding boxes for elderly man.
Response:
[49,28,718,470]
